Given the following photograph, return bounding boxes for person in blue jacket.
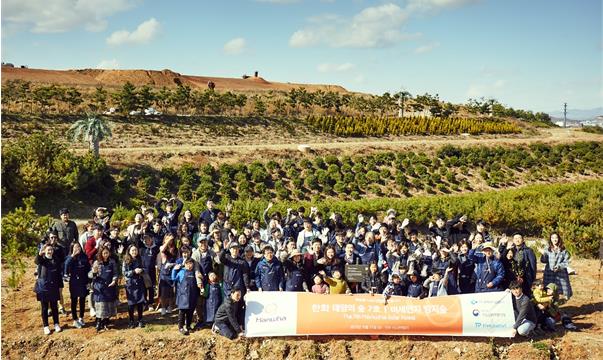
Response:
[172,258,200,335]
[203,271,223,327]
[406,270,424,298]
[154,196,183,234]
[469,242,505,293]
[219,242,250,296]
[158,251,176,316]
[457,241,475,294]
[122,245,147,328]
[212,287,245,340]
[63,241,90,329]
[39,230,67,315]
[255,246,286,291]
[284,249,308,292]
[140,234,160,310]
[89,246,118,332]
[35,244,63,335]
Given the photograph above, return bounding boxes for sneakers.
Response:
[179,327,189,336]
[43,326,51,335]
[564,322,578,330]
[73,320,82,329]
[54,324,62,333]
[128,321,136,329]
[59,307,66,316]
[138,321,145,328]
[211,323,220,335]
[78,318,85,327]
[160,308,167,316]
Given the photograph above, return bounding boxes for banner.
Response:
[244,291,515,337]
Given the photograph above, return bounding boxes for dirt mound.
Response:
[1,66,350,93]
[91,69,183,87]
[2,259,601,360]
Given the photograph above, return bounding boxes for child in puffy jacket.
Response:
[319,269,351,295]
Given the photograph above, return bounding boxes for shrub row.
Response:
[304,115,521,137]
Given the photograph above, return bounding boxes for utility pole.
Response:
[563,102,567,128]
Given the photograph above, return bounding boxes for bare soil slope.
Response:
[1,66,349,93]
[2,259,602,360]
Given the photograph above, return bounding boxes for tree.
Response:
[156,87,172,114]
[114,82,138,114]
[252,95,267,116]
[1,80,19,112]
[91,86,108,112]
[69,114,112,157]
[394,91,411,117]
[63,87,83,114]
[137,85,155,112]
[286,88,299,115]
[31,85,54,114]
[170,84,192,114]
[235,93,248,115]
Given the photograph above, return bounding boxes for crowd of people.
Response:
[34,197,577,339]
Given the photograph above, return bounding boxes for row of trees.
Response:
[304,115,521,136]
[466,97,552,123]
[2,79,552,123]
[112,140,602,208]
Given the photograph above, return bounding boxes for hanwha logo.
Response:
[265,303,278,314]
[472,309,480,317]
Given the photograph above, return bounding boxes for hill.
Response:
[0,66,349,93]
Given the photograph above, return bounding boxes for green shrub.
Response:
[1,133,112,204]
[1,196,52,255]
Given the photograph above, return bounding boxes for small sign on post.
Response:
[345,264,368,283]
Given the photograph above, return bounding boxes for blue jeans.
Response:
[517,319,536,336]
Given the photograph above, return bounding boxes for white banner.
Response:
[244,291,515,337]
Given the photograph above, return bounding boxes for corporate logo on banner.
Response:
[254,303,288,323]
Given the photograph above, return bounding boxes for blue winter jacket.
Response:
[255,257,286,291]
[469,249,505,292]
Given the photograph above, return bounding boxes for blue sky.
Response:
[2,0,601,112]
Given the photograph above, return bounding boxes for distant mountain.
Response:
[548,107,603,121]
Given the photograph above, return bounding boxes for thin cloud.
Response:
[223,37,246,55]
[2,0,135,34]
[467,79,507,98]
[414,42,440,54]
[96,59,120,69]
[317,62,355,72]
[290,3,417,48]
[290,1,478,48]
[106,18,160,46]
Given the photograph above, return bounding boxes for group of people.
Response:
[33,198,577,339]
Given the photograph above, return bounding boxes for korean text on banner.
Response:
[244,291,514,337]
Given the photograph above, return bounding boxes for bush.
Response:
[1,133,112,204]
[304,175,319,190]
[1,196,52,255]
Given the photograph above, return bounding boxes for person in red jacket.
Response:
[85,224,105,317]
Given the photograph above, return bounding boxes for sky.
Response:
[1,0,601,113]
